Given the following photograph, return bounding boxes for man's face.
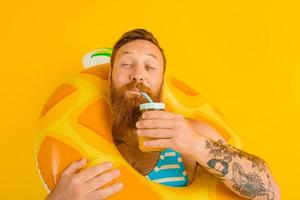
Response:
[109,39,165,128]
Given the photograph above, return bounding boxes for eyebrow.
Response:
[121,51,158,60]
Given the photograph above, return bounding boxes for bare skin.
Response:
[112,118,222,183]
[46,160,123,200]
[112,125,160,176]
[136,110,281,200]
[47,39,280,200]
[110,39,280,199]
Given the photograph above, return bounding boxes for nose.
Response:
[131,74,144,82]
[130,65,144,82]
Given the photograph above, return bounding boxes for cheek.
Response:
[112,69,130,88]
[148,73,163,93]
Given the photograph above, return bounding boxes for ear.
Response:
[108,66,112,86]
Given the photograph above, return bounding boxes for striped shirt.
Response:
[145,148,189,187]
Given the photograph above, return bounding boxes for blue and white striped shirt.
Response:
[145,148,189,187]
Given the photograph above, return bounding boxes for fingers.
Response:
[141,111,178,120]
[61,158,87,176]
[136,119,175,129]
[144,138,172,149]
[87,182,123,200]
[54,160,122,200]
[137,128,172,138]
[84,169,121,193]
[76,161,113,183]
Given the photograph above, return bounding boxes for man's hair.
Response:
[110,28,166,71]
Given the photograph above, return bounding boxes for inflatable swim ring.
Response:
[34,48,243,199]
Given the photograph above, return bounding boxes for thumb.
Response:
[61,158,87,176]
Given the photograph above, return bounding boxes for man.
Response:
[47,29,280,200]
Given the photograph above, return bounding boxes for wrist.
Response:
[190,134,208,162]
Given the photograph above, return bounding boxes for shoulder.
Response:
[185,117,226,143]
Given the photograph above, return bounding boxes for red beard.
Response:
[110,81,162,129]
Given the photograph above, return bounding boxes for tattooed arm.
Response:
[136,112,280,199]
[192,136,280,200]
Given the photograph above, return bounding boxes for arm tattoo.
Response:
[205,139,266,175]
[204,139,275,199]
[232,162,275,200]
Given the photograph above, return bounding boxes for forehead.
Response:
[115,39,163,63]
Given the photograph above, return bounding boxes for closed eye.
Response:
[121,63,132,67]
[146,65,155,71]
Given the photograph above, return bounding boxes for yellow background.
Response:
[0,0,299,199]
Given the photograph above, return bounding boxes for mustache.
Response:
[120,81,152,95]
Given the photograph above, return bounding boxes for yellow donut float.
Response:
[34,48,243,199]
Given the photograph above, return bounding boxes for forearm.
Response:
[192,135,280,200]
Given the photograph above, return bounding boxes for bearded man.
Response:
[47,29,280,200]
